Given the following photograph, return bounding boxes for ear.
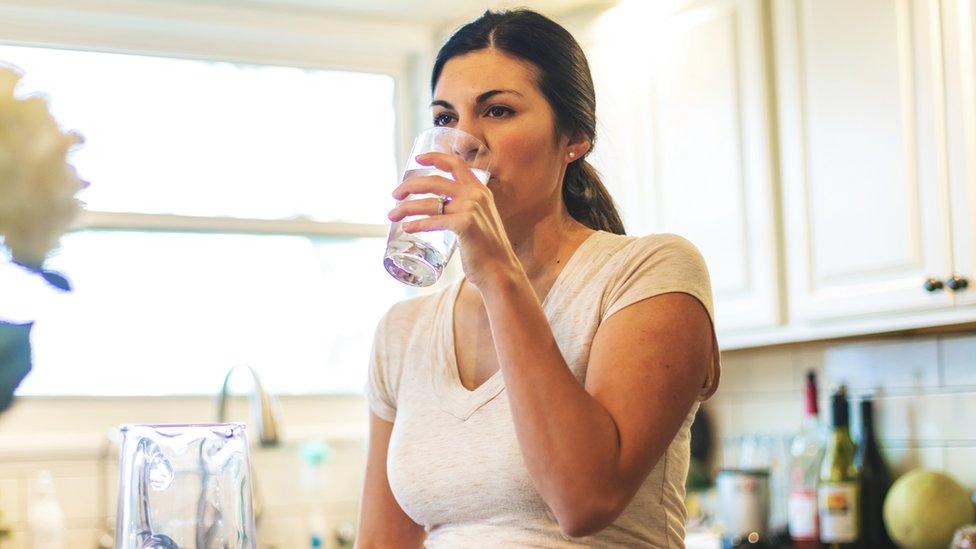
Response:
[565,131,591,162]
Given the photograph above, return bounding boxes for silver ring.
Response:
[437,194,450,215]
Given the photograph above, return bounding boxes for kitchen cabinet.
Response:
[643,0,784,334]
[585,0,976,349]
[942,0,976,308]
[773,0,958,323]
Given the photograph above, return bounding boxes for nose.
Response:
[450,123,487,163]
[452,142,483,163]
[454,120,484,144]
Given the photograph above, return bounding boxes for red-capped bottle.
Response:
[788,372,827,546]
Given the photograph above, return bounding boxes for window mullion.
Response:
[74,210,388,238]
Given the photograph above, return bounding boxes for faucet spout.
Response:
[216,365,281,447]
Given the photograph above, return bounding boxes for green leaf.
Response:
[0,322,32,412]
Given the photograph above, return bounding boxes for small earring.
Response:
[568,152,576,159]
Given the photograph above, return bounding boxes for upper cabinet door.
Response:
[773,0,955,322]
[647,0,783,333]
[943,0,976,306]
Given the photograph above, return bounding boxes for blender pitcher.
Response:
[116,423,257,548]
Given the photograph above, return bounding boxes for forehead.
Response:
[433,48,540,100]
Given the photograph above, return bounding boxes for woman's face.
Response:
[431,48,571,222]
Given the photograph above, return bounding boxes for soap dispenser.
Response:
[28,470,66,549]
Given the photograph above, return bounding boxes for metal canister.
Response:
[716,468,770,539]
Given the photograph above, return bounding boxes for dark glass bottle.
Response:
[857,398,895,548]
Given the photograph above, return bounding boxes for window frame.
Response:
[0,0,442,398]
[0,0,437,238]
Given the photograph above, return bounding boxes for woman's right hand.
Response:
[388,152,523,293]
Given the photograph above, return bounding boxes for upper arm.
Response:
[356,412,425,549]
[584,291,713,503]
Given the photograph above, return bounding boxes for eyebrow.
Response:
[430,89,523,110]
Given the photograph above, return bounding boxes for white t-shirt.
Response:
[366,231,720,548]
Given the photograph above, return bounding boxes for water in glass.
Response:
[384,166,489,286]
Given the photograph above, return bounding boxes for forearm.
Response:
[480,270,625,526]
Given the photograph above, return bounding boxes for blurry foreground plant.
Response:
[0,63,87,411]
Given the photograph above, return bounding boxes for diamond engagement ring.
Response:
[437,194,450,215]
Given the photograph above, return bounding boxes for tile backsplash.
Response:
[707,331,976,490]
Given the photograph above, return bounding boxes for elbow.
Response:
[553,493,625,538]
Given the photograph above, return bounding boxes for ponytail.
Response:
[562,160,625,235]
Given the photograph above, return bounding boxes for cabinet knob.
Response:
[946,274,969,291]
[924,277,944,292]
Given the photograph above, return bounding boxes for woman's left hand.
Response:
[388,151,521,290]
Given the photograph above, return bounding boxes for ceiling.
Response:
[185,0,619,27]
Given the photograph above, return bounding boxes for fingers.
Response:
[415,152,486,185]
[401,213,468,234]
[393,152,486,200]
[415,151,464,175]
[387,196,448,222]
[392,175,454,201]
[390,152,493,234]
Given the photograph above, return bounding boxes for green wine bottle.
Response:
[818,385,860,548]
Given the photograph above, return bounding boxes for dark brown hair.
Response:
[431,9,626,235]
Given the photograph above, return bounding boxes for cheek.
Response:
[491,129,557,179]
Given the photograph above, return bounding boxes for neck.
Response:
[503,207,593,288]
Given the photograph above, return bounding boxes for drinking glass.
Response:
[116,423,256,549]
[383,127,491,287]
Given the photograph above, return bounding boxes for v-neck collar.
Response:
[429,231,606,421]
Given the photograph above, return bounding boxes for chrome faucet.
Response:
[216,365,282,447]
[215,365,281,528]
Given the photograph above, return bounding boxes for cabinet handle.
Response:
[924,277,944,292]
[946,274,969,291]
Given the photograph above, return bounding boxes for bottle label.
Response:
[818,482,858,543]
[788,488,819,540]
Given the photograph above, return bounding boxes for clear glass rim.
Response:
[119,422,246,431]
[419,126,492,173]
[423,125,488,150]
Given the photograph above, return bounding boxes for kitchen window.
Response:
[0,44,415,395]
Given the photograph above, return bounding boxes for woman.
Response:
[357,9,720,548]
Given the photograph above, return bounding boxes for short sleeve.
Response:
[602,234,721,398]
[365,308,398,422]
[603,234,715,321]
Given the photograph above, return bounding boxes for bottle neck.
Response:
[804,372,819,418]
[830,426,855,456]
[805,398,819,419]
[831,392,849,429]
[862,416,875,438]
[861,400,879,448]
